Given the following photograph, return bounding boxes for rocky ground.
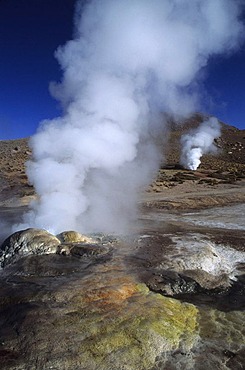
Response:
[0,116,244,369]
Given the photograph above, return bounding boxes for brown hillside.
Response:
[0,114,244,205]
[165,113,245,171]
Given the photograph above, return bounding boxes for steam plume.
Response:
[17,0,244,234]
[180,117,221,170]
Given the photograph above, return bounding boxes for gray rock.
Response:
[147,270,200,296]
[0,228,60,268]
[56,230,98,244]
[57,242,111,258]
[183,269,231,290]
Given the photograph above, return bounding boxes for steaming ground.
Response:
[15,0,244,234]
[0,120,245,369]
[180,117,221,170]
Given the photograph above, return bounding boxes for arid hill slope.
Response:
[0,115,244,205]
[165,113,245,171]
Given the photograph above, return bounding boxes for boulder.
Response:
[0,228,60,268]
[56,230,98,244]
[0,229,114,269]
[147,270,200,296]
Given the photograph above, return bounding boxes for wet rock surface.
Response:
[0,238,198,370]
[0,213,244,369]
[0,122,244,369]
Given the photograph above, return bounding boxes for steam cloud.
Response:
[17,0,244,234]
[180,117,221,170]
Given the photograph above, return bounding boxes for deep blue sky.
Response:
[0,0,244,140]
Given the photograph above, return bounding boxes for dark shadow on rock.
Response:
[168,274,245,312]
[146,271,245,312]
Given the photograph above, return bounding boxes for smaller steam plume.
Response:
[180,117,221,171]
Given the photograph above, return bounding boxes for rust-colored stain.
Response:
[82,276,137,309]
